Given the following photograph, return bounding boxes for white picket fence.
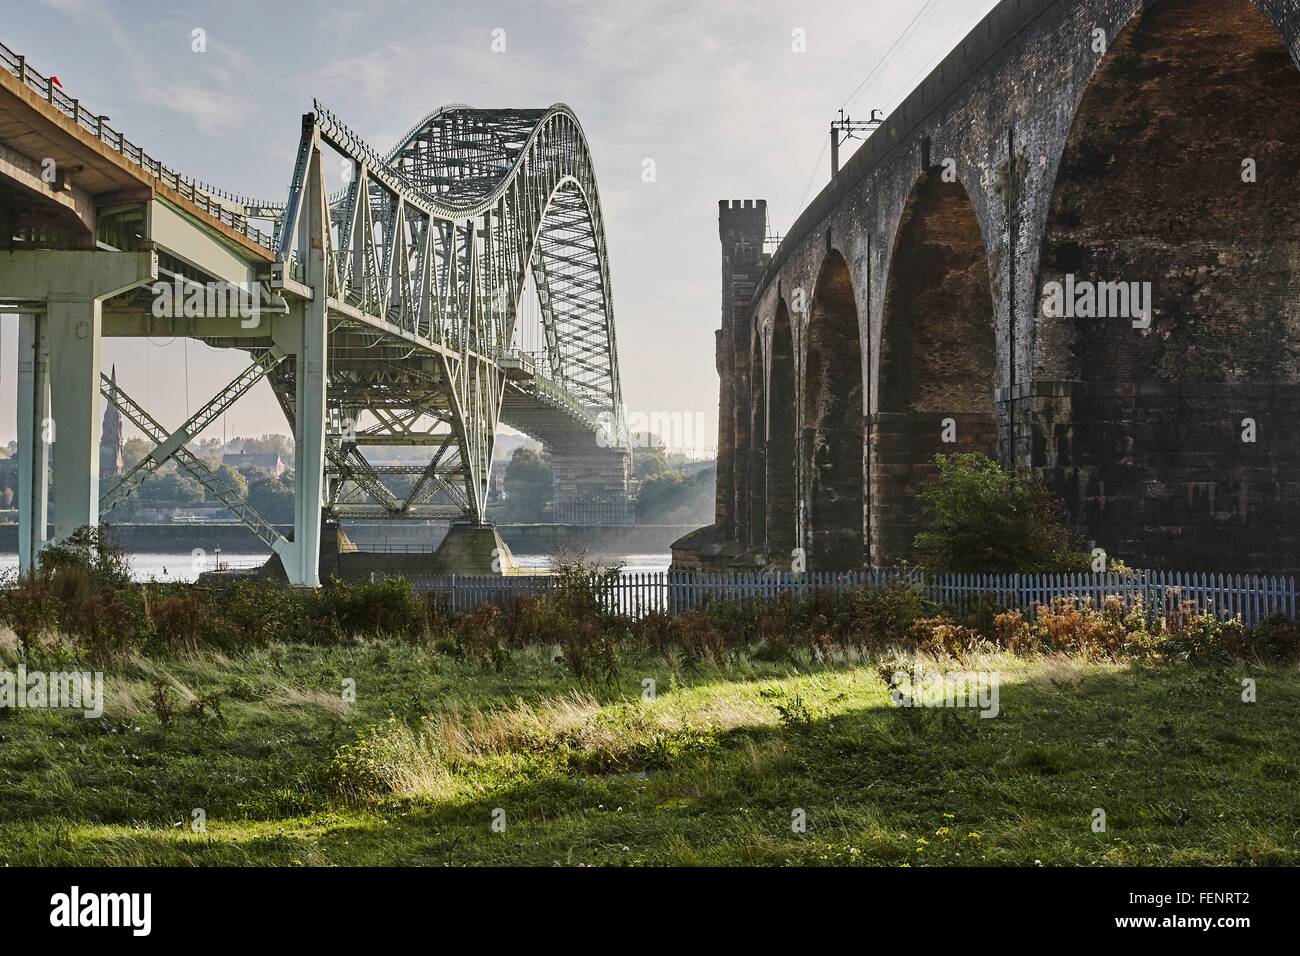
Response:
[409,569,1298,627]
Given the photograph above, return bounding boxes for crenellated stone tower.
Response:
[671,199,768,569]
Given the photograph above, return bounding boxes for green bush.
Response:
[846,582,930,646]
[202,578,326,647]
[913,453,1090,573]
[1159,610,1245,665]
[0,570,59,655]
[12,526,151,663]
[326,577,428,642]
[40,525,132,590]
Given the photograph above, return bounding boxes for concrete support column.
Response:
[284,136,331,588]
[15,313,49,571]
[47,297,103,543]
[2,249,155,566]
[285,299,326,588]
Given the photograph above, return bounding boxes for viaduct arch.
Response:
[690,0,1300,576]
[876,169,997,565]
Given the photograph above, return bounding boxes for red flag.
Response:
[50,75,62,88]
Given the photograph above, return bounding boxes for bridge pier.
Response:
[47,296,104,544]
[2,250,156,567]
[868,411,998,565]
[550,447,634,523]
[15,312,48,572]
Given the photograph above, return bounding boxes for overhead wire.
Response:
[788,0,948,223]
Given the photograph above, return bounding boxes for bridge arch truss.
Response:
[0,35,631,585]
[276,101,630,526]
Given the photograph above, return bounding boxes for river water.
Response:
[0,551,672,583]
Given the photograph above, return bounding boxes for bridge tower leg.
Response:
[274,132,330,588]
[15,313,49,572]
[277,298,327,588]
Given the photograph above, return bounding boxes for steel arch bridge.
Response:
[0,41,632,585]
[271,100,631,524]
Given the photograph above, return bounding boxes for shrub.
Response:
[913,453,1089,572]
[152,594,206,655]
[759,686,818,728]
[208,578,326,646]
[907,617,988,657]
[61,586,151,664]
[1159,603,1243,665]
[549,553,623,621]
[1030,598,1129,659]
[149,678,176,724]
[1248,614,1300,664]
[0,526,149,662]
[846,582,929,647]
[39,525,131,591]
[500,593,575,648]
[558,618,621,691]
[666,609,730,661]
[0,571,60,654]
[327,577,427,641]
[454,604,508,670]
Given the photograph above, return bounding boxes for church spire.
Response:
[100,365,125,480]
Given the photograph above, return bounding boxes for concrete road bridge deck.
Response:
[0,41,632,585]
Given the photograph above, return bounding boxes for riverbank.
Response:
[0,522,697,557]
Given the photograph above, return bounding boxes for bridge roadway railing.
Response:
[0,41,273,249]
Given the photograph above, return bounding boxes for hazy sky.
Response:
[0,0,999,452]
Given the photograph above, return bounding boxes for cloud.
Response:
[139,82,249,136]
[1,0,1002,451]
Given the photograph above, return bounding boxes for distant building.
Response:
[489,467,507,499]
[99,365,125,481]
[223,450,286,478]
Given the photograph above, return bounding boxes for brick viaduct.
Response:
[679,0,1300,575]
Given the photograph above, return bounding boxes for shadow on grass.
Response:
[3,660,1299,866]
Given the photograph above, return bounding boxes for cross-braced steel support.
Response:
[103,350,287,511]
[99,373,288,554]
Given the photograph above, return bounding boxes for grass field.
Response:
[1,635,1297,866]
